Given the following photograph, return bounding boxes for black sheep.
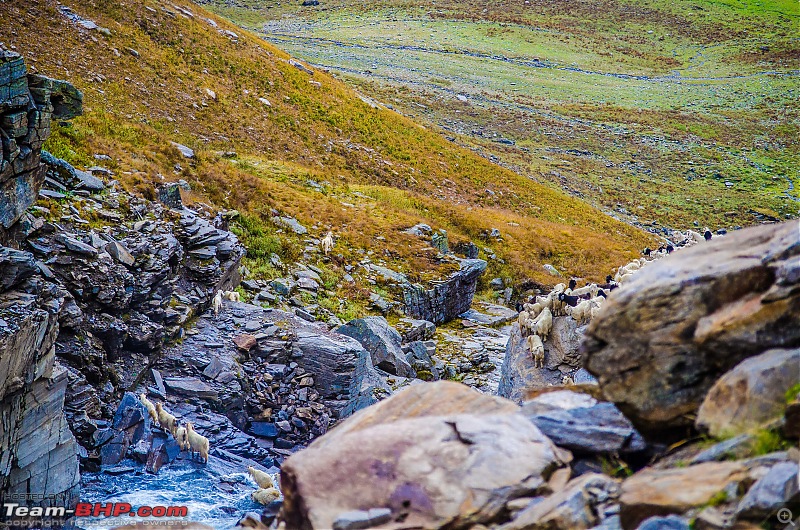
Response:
[666,244,675,253]
[598,289,607,298]
[568,278,577,290]
[704,230,712,241]
[643,247,651,256]
[558,292,580,307]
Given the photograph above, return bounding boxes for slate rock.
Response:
[250,422,279,439]
[736,461,799,518]
[619,462,748,529]
[164,377,219,400]
[635,515,690,530]
[499,473,619,530]
[395,318,436,343]
[522,391,646,455]
[0,247,38,291]
[280,382,564,529]
[337,316,415,378]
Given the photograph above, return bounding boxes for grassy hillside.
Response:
[205,0,800,230]
[1,0,653,313]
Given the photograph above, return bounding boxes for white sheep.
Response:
[139,393,158,424]
[252,487,281,505]
[212,290,223,315]
[567,300,592,325]
[155,402,177,435]
[186,422,209,463]
[518,310,530,330]
[617,272,634,285]
[530,307,553,341]
[526,334,545,368]
[222,290,240,302]
[248,466,274,489]
[570,283,598,298]
[550,291,566,317]
[688,230,705,244]
[175,424,189,451]
[321,231,334,255]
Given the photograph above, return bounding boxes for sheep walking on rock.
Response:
[321,231,334,255]
[248,466,274,489]
[688,229,705,244]
[567,300,592,325]
[570,283,598,298]
[530,307,553,342]
[517,310,530,335]
[222,290,240,302]
[212,290,223,315]
[174,424,189,451]
[139,393,158,424]
[155,402,177,435]
[186,422,209,463]
[526,333,545,368]
[252,487,281,505]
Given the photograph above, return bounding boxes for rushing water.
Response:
[76,455,272,529]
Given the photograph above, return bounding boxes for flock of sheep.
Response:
[212,290,241,315]
[138,393,209,462]
[139,394,281,505]
[519,227,719,366]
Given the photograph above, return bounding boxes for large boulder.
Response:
[618,462,748,529]
[337,316,415,377]
[401,258,487,324]
[582,221,800,435]
[696,347,800,437]
[279,382,568,529]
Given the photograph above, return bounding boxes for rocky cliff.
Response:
[0,51,82,511]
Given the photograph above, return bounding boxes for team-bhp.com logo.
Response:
[2,499,188,528]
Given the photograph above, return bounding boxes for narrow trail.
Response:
[262,32,800,83]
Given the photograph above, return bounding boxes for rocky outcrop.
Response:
[0,265,80,510]
[337,316,416,377]
[0,52,81,515]
[0,50,81,242]
[401,258,487,324]
[583,221,800,435]
[498,316,586,401]
[279,382,568,530]
[696,347,800,437]
[157,299,391,454]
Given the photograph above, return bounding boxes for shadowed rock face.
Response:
[582,221,800,435]
[696,347,800,437]
[0,50,82,241]
[401,258,487,324]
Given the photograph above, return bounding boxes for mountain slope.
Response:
[1,0,653,299]
[204,0,799,230]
